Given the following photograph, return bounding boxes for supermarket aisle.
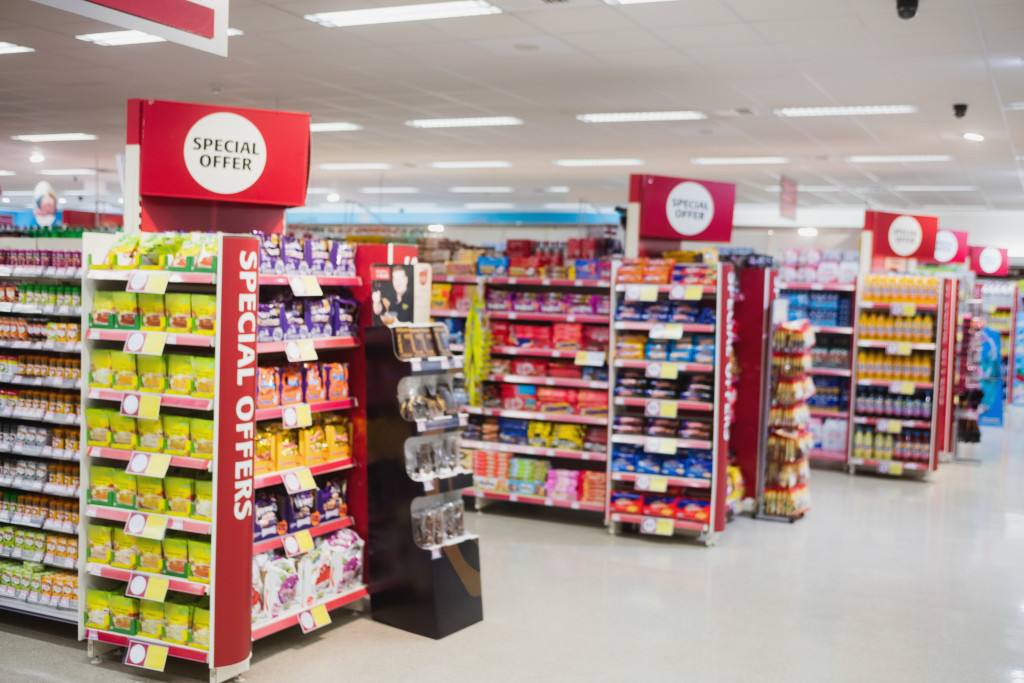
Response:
[3,433,1023,683]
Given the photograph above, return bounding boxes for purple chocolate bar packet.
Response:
[283,489,315,533]
[253,491,279,540]
[283,297,309,340]
[305,298,332,338]
[317,479,344,522]
[305,239,331,275]
[329,242,355,277]
[258,301,285,342]
[330,297,358,337]
[282,235,307,274]
[257,232,283,274]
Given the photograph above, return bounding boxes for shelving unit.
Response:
[607,264,735,545]
[976,280,1017,405]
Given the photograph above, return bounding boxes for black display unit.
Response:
[364,324,482,639]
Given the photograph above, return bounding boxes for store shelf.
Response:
[0,594,76,623]
[88,269,216,285]
[0,267,82,280]
[849,457,930,471]
[0,340,80,353]
[485,374,608,390]
[258,274,361,287]
[254,458,354,489]
[415,413,468,433]
[85,563,208,596]
[0,303,81,316]
[614,396,714,413]
[610,471,711,489]
[808,368,853,377]
[251,583,369,641]
[492,277,610,288]
[434,275,479,284]
[0,374,80,390]
[856,340,936,351]
[252,516,353,555]
[256,336,359,354]
[610,434,714,450]
[0,476,77,498]
[810,325,854,335]
[809,408,847,419]
[489,346,582,359]
[430,308,469,318]
[449,343,464,353]
[855,379,933,389]
[85,505,212,535]
[0,409,80,427]
[87,388,213,411]
[613,283,716,295]
[408,356,465,374]
[462,405,607,425]
[860,301,939,311]
[853,416,932,429]
[776,282,856,292]
[0,441,77,461]
[86,628,209,664]
[85,328,215,347]
[458,439,606,462]
[809,449,848,462]
[0,514,73,533]
[254,398,358,422]
[613,321,716,334]
[470,488,604,512]
[608,512,706,533]
[86,446,212,471]
[613,358,715,374]
[487,311,608,324]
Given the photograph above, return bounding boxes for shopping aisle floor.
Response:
[4,430,1023,683]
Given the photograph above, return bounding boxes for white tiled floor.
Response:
[4,426,1023,682]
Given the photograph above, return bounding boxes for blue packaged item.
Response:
[636,456,661,474]
[670,302,700,323]
[616,302,645,321]
[685,458,713,480]
[696,307,716,325]
[476,256,509,276]
[611,453,637,473]
[660,458,688,477]
[642,303,672,322]
[645,342,669,361]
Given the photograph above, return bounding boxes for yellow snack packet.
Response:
[137,355,166,393]
[111,529,138,570]
[164,476,193,517]
[192,356,215,397]
[166,293,192,333]
[109,594,140,635]
[192,480,213,522]
[136,476,166,514]
[89,349,113,387]
[88,467,115,506]
[111,470,137,509]
[85,589,111,629]
[136,537,163,573]
[90,291,117,328]
[110,351,138,391]
[139,293,166,331]
[85,408,112,447]
[187,540,211,584]
[139,599,165,639]
[162,601,192,644]
[108,414,138,450]
[137,418,165,453]
[163,536,188,578]
[86,524,112,564]
[190,418,214,460]
[163,415,191,456]
[192,294,216,335]
[166,354,194,395]
[112,291,139,330]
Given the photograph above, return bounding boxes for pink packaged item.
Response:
[539,292,565,315]
[302,362,326,403]
[485,289,512,311]
[512,291,541,313]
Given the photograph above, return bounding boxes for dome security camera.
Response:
[897,0,918,19]
[954,104,968,118]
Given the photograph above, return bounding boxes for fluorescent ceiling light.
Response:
[465,202,514,209]
[38,169,97,176]
[0,42,35,55]
[427,224,445,233]
[0,198,8,203]
[29,153,44,163]
[117,198,123,204]
[306,0,500,27]
[543,203,584,210]
[407,116,521,129]
[553,158,644,167]
[920,204,989,211]
[430,160,510,169]
[326,193,341,202]
[0,171,14,176]
[892,185,976,192]
[963,132,985,142]
[227,28,244,37]
[0,191,35,197]
[797,227,818,237]
[449,186,512,193]
[305,188,333,195]
[57,198,67,204]
[692,156,788,165]
[310,122,363,132]
[76,30,166,46]
[360,187,419,194]
[576,110,706,123]
[773,105,917,117]
[603,0,680,5]
[1004,103,1024,111]
[546,186,569,193]
[11,133,97,142]
[763,184,845,193]
[846,155,951,163]
[319,162,391,171]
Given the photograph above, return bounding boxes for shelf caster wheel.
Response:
[703,533,717,547]
[608,522,620,536]
[90,657,103,665]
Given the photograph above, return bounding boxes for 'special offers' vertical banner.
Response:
[212,234,259,667]
[630,174,736,243]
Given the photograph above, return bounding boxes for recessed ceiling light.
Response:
[326,193,341,202]
[773,105,917,117]
[431,160,511,169]
[306,0,501,27]
[464,202,514,209]
[0,198,9,203]
[892,185,976,192]
[319,162,391,171]
[546,186,570,193]
[407,116,522,129]
[38,169,97,176]
[553,158,644,167]
[449,186,513,193]
[76,30,166,46]
[576,110,707,123]
[798,227,818,237]
[846,154,952,163]
[227,28,244,37]
[0,42,35,55]
[691,156,789,165]
[0,171,14,176]
[360,187,419,194]
[963,132,985,142]
[12,133,97,142]
[310,122,363,132]
[29,153,44,163]
[427,223,445,233]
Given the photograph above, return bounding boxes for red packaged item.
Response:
[302,362,326,403]
[510,325,551,348]
[582,325,610,350]
[552,323,582,350]
[576,390,608,417]
[505,240,534,258]
[547,360,582,379]
[490,321,511,346]
[643,495,678,518]
[512,291,541,313]
[508,256,541,277]
[511,359,547,377]
[501,385,537,411]
[257,367,280,408]
[279,366,303,405]
[610,492,642,514]
[537,387,577,413]
[489,357,513,375]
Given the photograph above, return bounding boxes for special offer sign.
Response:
[131,99,310,207]
[631,174,735,242]
[970,245,1009,276]
[865,211,938,260]
[931,229,969,265]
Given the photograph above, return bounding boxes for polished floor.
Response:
[3,424,1023,683]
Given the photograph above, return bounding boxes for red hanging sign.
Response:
[631,174,735,242]
[931,229,969,265]
[865,211,938,260]
[969,245,1009,276]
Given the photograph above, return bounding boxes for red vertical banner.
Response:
[779,177,797,220]
[934,278,958,464]
[212,234,259,667]
[711,264,734,533]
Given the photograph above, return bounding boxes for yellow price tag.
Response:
[890,302,916,317]
[126,452,171,479]
[885,342,912,356]
[119,393,161,421]
[889,382,915,395]
[649,323,683,340]
[123,331,167,356]
[124,642,168,671]
[126,574,170,602]
[283,529,315,557]
[288,275,323,297]
[646,400,678,419]
[574,350,605,366]
[126,271,169,295]
[641,517,675,536]
[639,285,659,302]
[283,403,313,429]
[645,362,678,380]
[684,285,703,301]
[286,339,319,363]
[299,603,332,633]
[124,513,168,540]
[282,467,317,494]
[877,419,903,435]
[644,437,678,455]
[647,475,669,493]
[655,518,674,535]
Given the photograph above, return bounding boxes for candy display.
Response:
[611,443,712,479]
[485,288,609,316]
[609,491,710,522]
[615,301,716,325]
[404,434,466,481]
[471,451,607,505]
[257,291,358,342]
[256,233,355,277]
[616,258,718,286]
[92,231,218,271]
[397,375,458,422]
[614,370,713,403]
[256,361,350,408]
[411,500,467,548]
[779,248,859,285]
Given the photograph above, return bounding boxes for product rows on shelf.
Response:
[0,410,80,427]
[87,388,213,411]
[0,441,78,462]
[433,274,479,284]
[0,593,77,623]
[408,356,465,374]
[852,416,932,430]
[855,379,934,390]
[416,413,468,433]
[85,328,215,348]
[609,471,711,490]
[252,515,353,555]
[856,340,937,351]
[610,434,714,451]
[462,405,606,426]
[85,563,208,596]
[86,628,208,663]
[776,281,857,292]
[87,446,211,472]
[807,367,853,377]
[613,396,715,413]
[613,358,715,374]
[810,325,855,335]
[808,449,848,462]
[613,321,717,334]
[0,545,78,569]
[253,458,354,489]
[0,340,81,353]
[457,438,607,462]
[487,311,608,324]
[85,505,212,535]
[0,374,80,390]
[0,303,81,316]
[87,269,216,285]
[256,336,360,354]
[254,397,358,422]
[613,282,717,296]
[250,583,369,641]
[809,408,846,419]
[488,346,583,359]
[0,267,83,280]
[470,488,604,513]
[860,301,940,312]
[849,457,930,472]
[257,274,362,288]
[0,511,76,535]
[0,476,78,498]
[608,512,706,534]
[485,374,609,390]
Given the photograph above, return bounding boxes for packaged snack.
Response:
[169,232,203,270]
[279,366,302,405]
[323,415,351,460]
[85,589,111,629]
[85,408,112,447]
[187,539,211,584]
[191,604,210,649]
[162,602,192,644]
[253,491,280,541]
[317,479,345,522]
[283,298,308,339]
[89,349,113,387]
[190,418,214,459]
[139,599,165,639]
[192,294,216,335]
[138,293,166,331]
[137,418,165,453]
[137,476,166,513]
[110,351,138,391]
[324,529,364,593]
[193,356,215,397]
[137,355,166,393]
[165,294,192,332]
[258,301,285,342]
[277,430,301,470]
[302,362,326,403]
[166,354,194,395]
[108,414,138,450]
[254,427,277,475]
[109,594,140,635]
[257,367,281,408]
[136,537,163,573]
[263,556,300,617]
[283,489,316,533]
[323,362,349,401]
[194,233,218,271]
[90,291,116,328]
[88,466,115,505]
[86,524,112,564]
[610,491,643,514]
[163,537,188,578]
[301,423,329,466]
[163,415,191,456]
[193,480,213,521]
[111,291,139,330]
[259,232,282,273]
[165,476,194,517]
[111,529,139,569]
[111,470,137,509]
[527,421,553,447]
[306,298,332,337]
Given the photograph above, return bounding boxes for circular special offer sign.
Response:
[978,246,1002,274]
[933,229,959,263]
[183,112,267,195]
[887,215,924,257]
[665,181,715,237]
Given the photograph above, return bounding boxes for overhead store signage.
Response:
[631,174,735,242]
[132,99,310,207]
[865,210,938,260]
[30,0,229,57]
[931,229,968,264]
[969,245,1009,276]
[779,176,798,220]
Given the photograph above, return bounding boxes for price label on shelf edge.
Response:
[889,302,917,317]
[669,284,704,301]
[285,339,318,363]
[889,382,915,396]
[125,574,169,602]
[875,420,903,435]
[624,284,659,302]
[299,603,332,633]
[644,437,678,455]
[123,513,168,541]
[288,275,324,298]
[639,517,674,536]
[282,468,317,495]
[126,452,171,479]
[649,323,683,340]
[125,271,170,295]
[635,474,669,493]
[124,642,168,672]
[282,403,313,429]
[123,331,167,357]
[120,394,161,421]
[574,350,605,367]
[885,342,913,356]
[645,399,678,419]
[645,362,679,380]
[282,529,315,557]
[877,461,904,476]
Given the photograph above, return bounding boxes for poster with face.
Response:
[33,181,57,227]
[370,263,415,326]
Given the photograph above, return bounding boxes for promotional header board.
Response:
[970,245,1009,276]
[133,99,310,208]
[931,229,969,265]
[630,174,735,243]
[865,211,938,260]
